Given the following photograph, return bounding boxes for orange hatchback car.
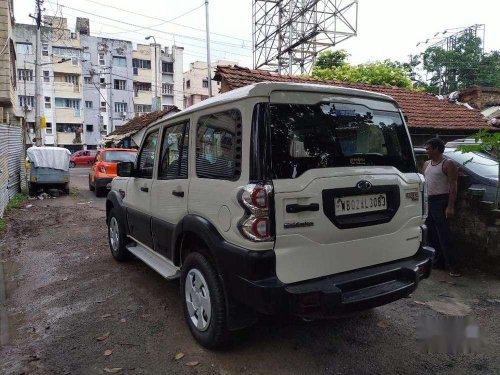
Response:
[89,148,137,197]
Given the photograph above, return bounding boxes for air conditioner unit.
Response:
[24,105,33,111]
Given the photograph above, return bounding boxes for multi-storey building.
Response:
[0,0,20,126]
[183,60,237,108]
[13,17,183,151]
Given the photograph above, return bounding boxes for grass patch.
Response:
[70,186,79,197]
[0,192,29,235]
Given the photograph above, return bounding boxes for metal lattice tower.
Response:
[252,0,358,75]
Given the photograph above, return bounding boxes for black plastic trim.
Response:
[106,190,128,235]
[322,185,400,229]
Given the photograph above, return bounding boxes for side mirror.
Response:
[117,162,135,177]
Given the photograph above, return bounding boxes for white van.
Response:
[106,82,434,348]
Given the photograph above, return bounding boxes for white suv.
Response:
[106,82,434,348]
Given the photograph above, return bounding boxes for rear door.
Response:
[150,121,190,259]
[125,130,159,248]
[267,92,423,284]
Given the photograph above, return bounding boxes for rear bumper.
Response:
[95,177,114,189]
[231,245,434,318]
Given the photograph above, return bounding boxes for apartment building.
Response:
[183,60,237,108]
[13,17,183,151]
[14,17,84,151]
[132,43,184,116]
[0,0,21,126]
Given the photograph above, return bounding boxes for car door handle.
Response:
[172,190,184,197]
[286,203,319,213]
[140,186,149,192]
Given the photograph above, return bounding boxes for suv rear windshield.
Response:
[102,151,137,163]
[268,102,416,178]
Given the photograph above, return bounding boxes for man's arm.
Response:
[444,159,458,218]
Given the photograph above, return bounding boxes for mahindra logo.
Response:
[356,180,372,191]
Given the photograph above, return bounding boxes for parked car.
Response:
[27,146,71,196]
[69,149,97,168]
[414,147,499,202]
[89,148,137,197]
[106,82,434,348]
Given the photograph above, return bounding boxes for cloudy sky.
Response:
[14,0,500,71]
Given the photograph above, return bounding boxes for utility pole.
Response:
[205,0,212,98]
[31,0,43,146]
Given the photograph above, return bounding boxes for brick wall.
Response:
[459,87,500,110]
[449,182,500,267]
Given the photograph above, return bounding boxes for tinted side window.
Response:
[196,109,242,180]
[137,130,159,179]
[158,122,189,180]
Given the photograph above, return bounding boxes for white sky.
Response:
[14,0,500,71]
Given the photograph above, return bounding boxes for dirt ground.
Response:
[0,168,499,375]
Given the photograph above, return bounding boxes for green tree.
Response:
[312,59,413,89]
[422,33,500,94]
[457,130,500,208]
[314,49,349,69]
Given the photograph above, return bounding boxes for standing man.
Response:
[423,138,461,277]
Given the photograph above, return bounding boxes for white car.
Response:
[106,82,434,348]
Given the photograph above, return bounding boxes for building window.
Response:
[43,71,50,82]
[16,42,33,54]
[45,122,52,134]
[84,76,92,84]
[55,98,81,109]
[162,83,173,95]
[18,69,33,81]
[162,61,173,73]
[44,96,51,109]
[100,101,107,112]
[134,104,152,113]
[132,59,151,69]
[186,80,191,89]
[99,52,105,66]
[100,77,106,87]
[56,124,82,133]
[196,109,242,180]
[42,43,49,56]
[64,75,78,84]
[86,124,94,132]
[52,47,80,58]
[114,102,127,113]
[85,101,93,109]
[112,56,126,67]
[114,79,126,90]
[18,95,34,108]
[133,82,151,92]
[202,79,209,88]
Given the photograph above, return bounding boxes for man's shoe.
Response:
[449,271,462,277]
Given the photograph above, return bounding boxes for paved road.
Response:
[0,175,499,374]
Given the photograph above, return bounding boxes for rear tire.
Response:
[95,183,106,197]
[181,252,228,349]
[64,182,70,195]
[28,182,37,197]
[89,177,95,191]
[107,208,129,261]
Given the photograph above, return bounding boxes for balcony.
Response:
[52,57,81,74]
[55,107,83,122]
[53,82,82,98]
[133,90,152,105]
[57,131,83,145]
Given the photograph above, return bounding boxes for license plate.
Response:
[335,193,387,216]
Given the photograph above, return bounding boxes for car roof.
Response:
[149,82,399,128]
[100,148,137,152]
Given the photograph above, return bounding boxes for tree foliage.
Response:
[314,49,349,69]
[422,34,500,94]
[312,57,413,89]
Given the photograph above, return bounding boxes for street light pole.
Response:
[205,0,212,98]
[145,36,158,110]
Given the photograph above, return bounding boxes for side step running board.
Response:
[126,241,180,280]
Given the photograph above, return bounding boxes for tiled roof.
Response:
[214,65,493,132]
[107,106,179,136]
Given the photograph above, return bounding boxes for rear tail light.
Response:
[98,164,106,174]
[238,182,274,242]
[419,174,428,217]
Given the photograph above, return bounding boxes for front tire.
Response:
[107,208,129,261]
[28,182,37,196]
[89,177,95,191]
[69,161,75,168]
[181,252,228,349]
